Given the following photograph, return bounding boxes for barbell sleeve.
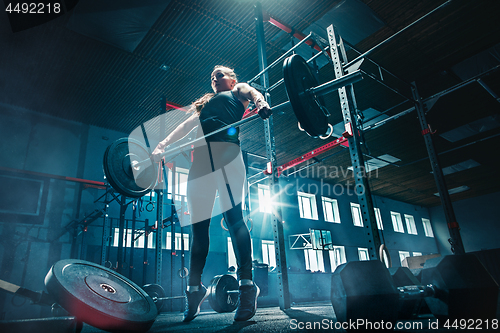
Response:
[307,70,363,96]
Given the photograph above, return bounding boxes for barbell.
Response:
[143,274,241,314]
[330,254,499,327]
[0,259,250,332]
[103,54,364,198]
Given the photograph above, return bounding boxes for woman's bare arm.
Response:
[235,83,272,119]
[152,113,199,160]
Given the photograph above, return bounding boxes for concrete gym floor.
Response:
[80,301,500,333]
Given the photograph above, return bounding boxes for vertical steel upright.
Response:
[411,83,465,254]
[100,185,111,266]
[143,218,149,285]
[117,195,127,274]
[170,162,176,309]
[255,2,290,310]
[327,25,382,260]
[129,203,137,278]
[155,98,167,285]
[180,199,186,310]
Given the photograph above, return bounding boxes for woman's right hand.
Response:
[151,145,165,163]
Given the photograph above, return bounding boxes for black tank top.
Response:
[198,91,246,145]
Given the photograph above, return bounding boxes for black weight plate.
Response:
[208,275,238,313]
[103,138,156,198]
[283,54,329,138]
[45,259,157,332]
[142,284,166,313]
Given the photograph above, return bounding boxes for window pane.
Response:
[262,243,269,265]
[330,246,346,272]
[298,194,304,216]
[405,215,417,235]
[268,244,276,268]
[422,218,434,237]
[316,250,325,272]
[304,249,311,270]
[399,251,410,266]
[258,185,272,213]
[228,238,236,269]
[298,192,318,220]
[351,203,363,227]
[391,212,404,233]
[322,197,337,223]
[325,202,334,222]
[358,248,369,261]
[302,197,312,219]
[178,173,188,196]
[374,208,383,230]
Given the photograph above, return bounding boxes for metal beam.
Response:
[328,25,382,261]
[411,82,465,254]
[255,2,290,310]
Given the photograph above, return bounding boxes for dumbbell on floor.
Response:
[331,254,499,326]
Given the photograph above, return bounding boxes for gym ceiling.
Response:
[1,0,500,207]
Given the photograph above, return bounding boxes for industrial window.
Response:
[399,251,411,266]
[257,184,272,213]
[167,167,189,201]
[322,197,341,223]
[358,248,369,261]
[165,232,189,251]
[329,246,346,272]
[298,192,318,220]
[112,231,187,250]
[413,252,423,257]
[304,249,325,272]
[422,218,434,237]
[350,203,363,227]
[390,212,405,233]
[228,237,253,270]
[262,240,276,269]
[374,208,383,230]
[112,228,159,249]
[404,214,418,235]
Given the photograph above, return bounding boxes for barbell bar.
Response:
[131,65,363,172]
[144,274,245,314]
[104,55,363,198]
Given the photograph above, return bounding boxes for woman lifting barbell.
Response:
[152,66,271,322]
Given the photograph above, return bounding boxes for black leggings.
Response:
[186,142,252,286]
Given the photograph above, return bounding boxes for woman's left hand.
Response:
[255,99,272,119]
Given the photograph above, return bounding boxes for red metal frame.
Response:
[0,166,106,188]
[166,101,184,110]
[264,13,331,60]
[264,136,349,177]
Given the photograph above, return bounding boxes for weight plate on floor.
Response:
[143,284,166,313]
[208,274,238,313]
[103,138,157,198]
[45,259,157,332]
[283,54,329,138]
